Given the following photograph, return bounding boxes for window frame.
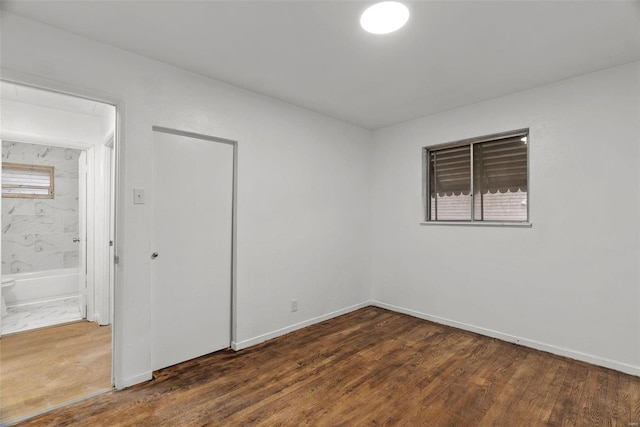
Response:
[422,128,531,227]
[2,162,55,199]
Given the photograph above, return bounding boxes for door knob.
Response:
[151,252,159,259]
[73,237,80,243]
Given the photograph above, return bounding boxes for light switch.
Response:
[133,188,145,204]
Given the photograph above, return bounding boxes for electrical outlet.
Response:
[291,299,298,312]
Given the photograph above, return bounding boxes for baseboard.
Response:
[116,371,152,389]
[231,301,370,351]
[371,300,640,377]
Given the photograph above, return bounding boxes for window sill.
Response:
[420,221,532,228]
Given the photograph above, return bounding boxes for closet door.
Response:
[151,129,233,370]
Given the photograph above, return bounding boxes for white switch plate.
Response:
[133,188,145,204]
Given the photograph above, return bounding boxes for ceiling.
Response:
[2,1,639,129]
[1,81,116,147]
[1,81,114,120]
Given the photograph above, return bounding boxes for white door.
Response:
[151,129,233,371]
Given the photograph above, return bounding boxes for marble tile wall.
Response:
[2,141,81,274]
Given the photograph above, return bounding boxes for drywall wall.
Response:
[371,61,640,374]
[0,12,372,386]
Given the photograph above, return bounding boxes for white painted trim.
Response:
[102,299,640,389]
[231,301,370,351]
[420,221,532,228]
[371,301,640,377]
[94,144,112,326]
[115,371,152,390]
[0,130,95,150]
[80,149,91,320]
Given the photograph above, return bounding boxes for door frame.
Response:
[0,69,122,388]
[150,126,238,348]
[78,149,88,319]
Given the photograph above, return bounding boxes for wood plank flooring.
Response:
[0,321,112,423]
[11,307,640,426]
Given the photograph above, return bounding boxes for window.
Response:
[424,129,528,223]
[2,162,55,199]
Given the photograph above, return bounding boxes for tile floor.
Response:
[1,297,83,335]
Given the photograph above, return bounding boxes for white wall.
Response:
[0,12,372,386]
[371,62,640,374]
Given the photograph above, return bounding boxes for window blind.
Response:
[2,163,55,198]
[426,130,528,222]
[429,146,471,220]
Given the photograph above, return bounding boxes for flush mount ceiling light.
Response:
[360,1,410,35]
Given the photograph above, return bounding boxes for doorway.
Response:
[1,142,86,333]
[0,81,116,423]
[151,127,234,371]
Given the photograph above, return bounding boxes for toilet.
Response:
[1,277,16,316]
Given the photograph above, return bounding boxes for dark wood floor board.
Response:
[194,321,398,423]
[598,370,612,423]
[228,311,414,425]
[415,339,499,422]
[549,361,593,426]
[531,361,570,424]
[612,372,631,426]
[409,337,517,426]
[204,314,416,425]
[496,351,557,425]
[618,371,640,426]
[441,340,524,425]
[322,324,479,425]
[13,307,640,426]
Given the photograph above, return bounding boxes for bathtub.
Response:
[3,268,81,307]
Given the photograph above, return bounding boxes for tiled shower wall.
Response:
[2,141,81,274]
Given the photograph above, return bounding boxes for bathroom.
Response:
[0,81,116,336]
[2,141,84,333]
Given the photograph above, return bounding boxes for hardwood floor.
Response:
[12,307,640,426]
[0,321,112,423]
